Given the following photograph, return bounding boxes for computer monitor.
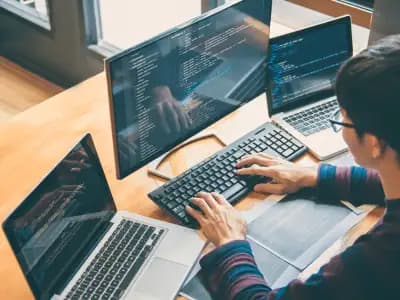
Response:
[369,0,400,45]
[106,0,272,179]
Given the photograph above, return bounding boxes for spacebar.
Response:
[222,183,245,201]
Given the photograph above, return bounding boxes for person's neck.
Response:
[378,159,400,200]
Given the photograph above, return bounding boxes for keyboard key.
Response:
[282,149,295,157]
[68,220,165,299]
[222,182,245,200]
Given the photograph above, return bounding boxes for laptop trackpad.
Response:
[128,257,187,300]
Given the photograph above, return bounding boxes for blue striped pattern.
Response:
[199,164,400,300]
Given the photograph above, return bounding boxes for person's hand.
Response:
[185,192,247,247]
[55,148,91,184]
[62,148,91,172]
[118,134,140,164]
[235,153,318,195]
[151,86,192,135]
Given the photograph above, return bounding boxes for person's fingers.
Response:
[235,165,278,178]
[211,192,231,207]
[191,197,213,218]
[256,152,279,160]
[119,139,138,162]
[118,142,130,163]
[69,150,89,160]
[257,152,288,164]
[175,104,190,131]
[79,159,91,169]
[156,102,171,134]
[164,102,181,133]
[197,192,218,210]
[63,159,90,172]
[126,140,138,157]
[254,183,286,194]
[185,206,205,224]
[236,155,276,168]
[63,159,83,169]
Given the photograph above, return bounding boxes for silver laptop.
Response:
[266,16,353,160]
[2,134,205,300]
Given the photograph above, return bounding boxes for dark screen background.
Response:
[3,135,116,300]
[108,0,272,178]
[268,17,352,113]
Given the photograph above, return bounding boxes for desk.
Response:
[0,28,382,300]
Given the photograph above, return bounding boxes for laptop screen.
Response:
[267,16,353,115]
[2,134,116,300]
[106,0,272,179]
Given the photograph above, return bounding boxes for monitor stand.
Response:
[147,131,227,181]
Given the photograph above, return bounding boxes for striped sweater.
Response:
[200,164,400,300]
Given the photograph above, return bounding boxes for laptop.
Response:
[266,16,353,160]
[2,134,205,300]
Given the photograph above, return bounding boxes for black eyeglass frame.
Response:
[328,109,356,132]
[328,119,356,132]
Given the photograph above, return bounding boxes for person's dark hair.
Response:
[336,34,400,158]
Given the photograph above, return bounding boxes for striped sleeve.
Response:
[317,164,384,206]
[200,237,386,300]
[200,239,347,300]
[200,240,271,299]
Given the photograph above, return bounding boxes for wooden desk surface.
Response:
[0,70,383,299]
[0,24,381,300]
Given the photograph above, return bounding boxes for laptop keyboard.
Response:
[283,99,338,136]
[66,220,165,300]
[148,122,306,228]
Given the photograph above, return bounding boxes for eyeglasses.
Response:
[329,109,356,132]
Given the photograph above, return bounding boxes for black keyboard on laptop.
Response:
[283,99,338,136]
[66,220,165,300]
[148,122,307,228]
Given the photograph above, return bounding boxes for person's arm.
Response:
[186,192,397,300]
[200,240,272,299]
[318,164,385,206]
[200,235,386,300]
[235,153,385,207]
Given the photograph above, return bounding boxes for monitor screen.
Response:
[267,16,353,114]
[2,135,116,300]
[106,0,272,179]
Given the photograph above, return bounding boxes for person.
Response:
[185,34,400,299]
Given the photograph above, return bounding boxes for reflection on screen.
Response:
[107,0,272,178]
[268,18,352,111]
[3,136,116,299]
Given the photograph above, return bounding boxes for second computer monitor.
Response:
[106,0,272,179]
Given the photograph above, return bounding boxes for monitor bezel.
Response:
[266,15,353,117]
[105,0,272,179]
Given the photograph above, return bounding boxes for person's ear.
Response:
[368,134,386,159]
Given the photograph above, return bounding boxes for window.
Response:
[100,0,202,50]
[287,0,373,28]
[0,0,231,86]
[339,0,374,11]
[0,0,104,86]
[88,0,231,55]
[0,0,50,29]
